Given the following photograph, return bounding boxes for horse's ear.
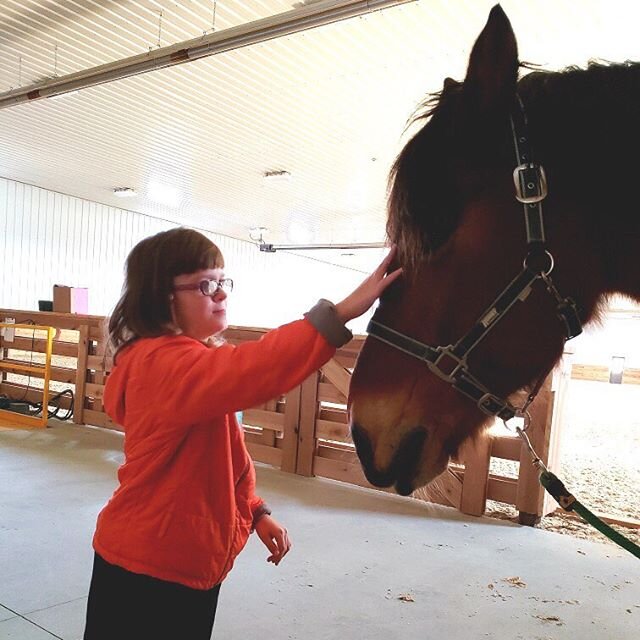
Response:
[463,4,518,110]
[443,77,458,91]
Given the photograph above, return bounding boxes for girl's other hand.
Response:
[335,245,402,323]
[255,515,291,566]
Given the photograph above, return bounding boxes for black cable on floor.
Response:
[29,389,75,421]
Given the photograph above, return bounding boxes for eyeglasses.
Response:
[173,278,234,296]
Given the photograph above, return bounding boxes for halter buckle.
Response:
[432,347,466,382]
[513,163,548,204]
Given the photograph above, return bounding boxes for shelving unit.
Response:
[0,323,55,429]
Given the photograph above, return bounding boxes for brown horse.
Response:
[349,5,640,496]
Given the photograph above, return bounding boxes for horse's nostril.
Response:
[351,423,395,488]
[352,423,428,491]
[392,428,428,495]
[395,481,415,497]
[350,423,373,465]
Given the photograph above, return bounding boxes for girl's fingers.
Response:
[270,529,291,565]
[378,245,397,274]
[386,267,403,282]
[264,536,278,556]
[376,267,403,296]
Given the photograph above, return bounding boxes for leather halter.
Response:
[367,96,582,422]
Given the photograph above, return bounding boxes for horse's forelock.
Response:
[386,82,463,272]
[386,158,429,272]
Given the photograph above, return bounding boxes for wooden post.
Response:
[259,398,278,447]
[280,387,301,474]
[296,371,320,477]
[73,324,89,425]
[541,353,572,514]
[516,374,555,524]
[459,432,492,516]
[92,328,107,413]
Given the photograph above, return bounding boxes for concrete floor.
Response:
[0,423,638,640]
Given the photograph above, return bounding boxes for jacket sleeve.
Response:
[230,413,274,530]
[141,301,352,430]
[250,498,272,530]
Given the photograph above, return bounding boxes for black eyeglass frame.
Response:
[173,278,234,296]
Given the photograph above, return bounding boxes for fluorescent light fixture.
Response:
[48,90,80,100]
[113,187,137,198]
[0,1,413,111]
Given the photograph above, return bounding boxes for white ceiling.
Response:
[0,0,638,271]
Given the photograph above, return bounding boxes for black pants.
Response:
[84,553,221,640]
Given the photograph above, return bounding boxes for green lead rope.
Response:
[539,470,640,560]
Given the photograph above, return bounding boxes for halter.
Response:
[367,96,582,424]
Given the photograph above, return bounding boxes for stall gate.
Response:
[1,308,575,523]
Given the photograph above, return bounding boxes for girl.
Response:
[83,227,401,639]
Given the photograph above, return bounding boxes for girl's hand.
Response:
[254,515,291,566]
[335,245,403,323]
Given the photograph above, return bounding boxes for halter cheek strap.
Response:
[511,94,547,245]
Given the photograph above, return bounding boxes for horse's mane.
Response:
[388,60,640,270]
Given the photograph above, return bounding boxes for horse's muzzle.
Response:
[351,424,428,496]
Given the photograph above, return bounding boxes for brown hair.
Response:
[108,228,224,356]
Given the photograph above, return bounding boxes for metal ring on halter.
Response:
[515,408,532,431]
[502,408,531,433]
[523,249,554,276]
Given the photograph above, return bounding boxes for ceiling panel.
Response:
[0,0,638,272]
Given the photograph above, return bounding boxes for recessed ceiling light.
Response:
[113,187,137,197]
[263,170,291,183]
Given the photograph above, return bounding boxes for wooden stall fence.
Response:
[0,307,596,523]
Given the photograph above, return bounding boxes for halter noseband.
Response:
[367,96,582,423]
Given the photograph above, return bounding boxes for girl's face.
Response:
[171,268,229,341]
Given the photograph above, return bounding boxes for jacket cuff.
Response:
[251,503,272,531]
[304,299,353,348]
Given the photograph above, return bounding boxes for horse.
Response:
[348,4,640,496]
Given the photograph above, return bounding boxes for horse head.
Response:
[348,5,629,494]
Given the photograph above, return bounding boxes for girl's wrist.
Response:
[334,301,350,324]
[251,504,272,531]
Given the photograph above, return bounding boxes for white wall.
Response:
[0,177,373,334]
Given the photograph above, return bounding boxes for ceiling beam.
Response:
[258,242,386,252]
[0,0,415,110]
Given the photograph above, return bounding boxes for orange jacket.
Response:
[96,307,350,590]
